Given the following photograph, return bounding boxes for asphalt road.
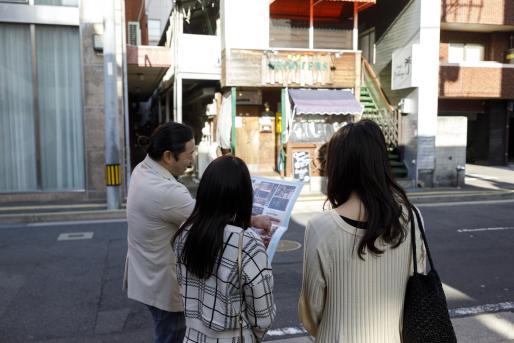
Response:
[0,199,513,342]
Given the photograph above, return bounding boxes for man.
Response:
[124,122,275,343]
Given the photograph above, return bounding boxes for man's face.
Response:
[169,138,195,177]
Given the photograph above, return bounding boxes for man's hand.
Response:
[250,215,280,248]
[251,215,280,232]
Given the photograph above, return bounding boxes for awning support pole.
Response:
[231,87,236,154]
[353,2,358,50]
[309,0,314,49]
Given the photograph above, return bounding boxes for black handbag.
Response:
[402,207,457,343]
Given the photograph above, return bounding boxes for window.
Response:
[148,19,161,46]
[128,21,141,46]
[448,43,485,63]
[0,23,84,192]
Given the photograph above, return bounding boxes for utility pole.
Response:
[103,0,122,209]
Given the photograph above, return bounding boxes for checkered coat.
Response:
[174,224,276,343]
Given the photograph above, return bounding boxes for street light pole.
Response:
[103,0,121,209]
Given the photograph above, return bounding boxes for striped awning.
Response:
[289,89,363,115]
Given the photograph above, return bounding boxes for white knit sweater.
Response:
[299,209,426,343]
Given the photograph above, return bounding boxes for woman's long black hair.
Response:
[325,119,413,259]
[173,155,253,279]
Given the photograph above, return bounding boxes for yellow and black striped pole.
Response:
[105,164,121,187]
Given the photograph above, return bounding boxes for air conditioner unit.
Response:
[128,21,141,46]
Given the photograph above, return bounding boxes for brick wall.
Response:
[125,0,148,45]
[439,31,510,63]
[441,0,514,26]
[439,65,514,98]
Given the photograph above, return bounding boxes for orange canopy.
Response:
[270,0,375,21]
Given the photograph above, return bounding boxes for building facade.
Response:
[0,0,128,203]
[145,0,376,190]
[438,0,514,166]
[360,0,514,187]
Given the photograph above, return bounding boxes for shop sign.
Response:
[292,151,311,182]
[262,53,335,86]
[392,44,420,90]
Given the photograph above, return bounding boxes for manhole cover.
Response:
[276,240,302,252]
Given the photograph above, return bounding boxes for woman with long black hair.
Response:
[173,155,275,343]
[299,119,426,342]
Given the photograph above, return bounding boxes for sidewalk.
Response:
[1,163,514,224]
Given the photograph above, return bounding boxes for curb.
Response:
[0,209,127,225]
[1,190,513,224]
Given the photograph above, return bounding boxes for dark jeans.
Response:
[146,305,186,343]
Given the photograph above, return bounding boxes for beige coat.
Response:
[123,155,195,312]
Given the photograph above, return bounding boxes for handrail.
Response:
[362,58,394,112]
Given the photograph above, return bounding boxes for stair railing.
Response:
[361,58,401,149]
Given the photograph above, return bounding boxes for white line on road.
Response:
[417,199,514,207]
[266,326,307,337]
[264,302,514,337]
[28,218,127,227]
[57,232,94,241]
[449,302,514,318]
[458,227,514,233]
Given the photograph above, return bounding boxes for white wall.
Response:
[416,0,441,173]
[178,33,221,78]
[221,0,269,50]
[435,116,467,186]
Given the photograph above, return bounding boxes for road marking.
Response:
[264,302,514,338]
[266,326,307,337]
[29,218,127,227]
[417,199,514,207]
[57,232,94,241]
[458,227,514,233]
[449,302,514,318]
[276,240,302,252]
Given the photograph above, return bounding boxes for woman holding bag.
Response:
[299,119,427,342]
[173,155,276,343]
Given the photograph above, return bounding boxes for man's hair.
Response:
[147,122,194,161]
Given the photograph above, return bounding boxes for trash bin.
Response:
[456,165,465,188]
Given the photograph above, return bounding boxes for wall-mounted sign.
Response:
[262,53,335,86]
[292,151,311,182]
[391,44,420,90]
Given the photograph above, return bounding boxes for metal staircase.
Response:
[359,59,408,179]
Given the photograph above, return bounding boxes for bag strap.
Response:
[410,206,435,273]
[237,231,245,341]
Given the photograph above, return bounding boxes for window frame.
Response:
[0,7,88,194]
[448,42,485,63]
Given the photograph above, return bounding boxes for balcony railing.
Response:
[439,62,514,98]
